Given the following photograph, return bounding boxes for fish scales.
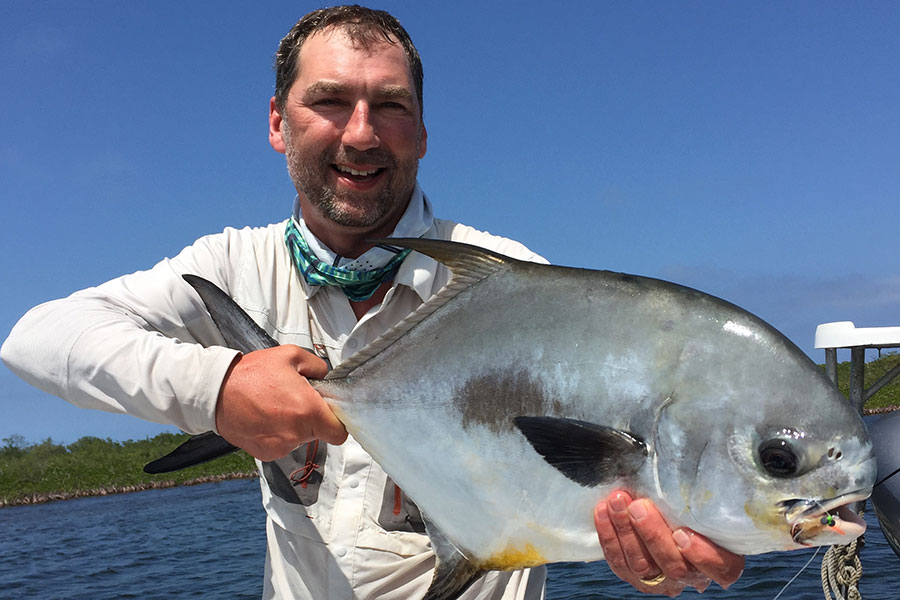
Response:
[159,239,876,600]
[314,241,872,560]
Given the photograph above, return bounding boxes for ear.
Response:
[269,96,286,154]
[418,123,428,159]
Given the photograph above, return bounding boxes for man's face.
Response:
[270,29,427,232]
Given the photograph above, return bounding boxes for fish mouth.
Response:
[779,491,870,546]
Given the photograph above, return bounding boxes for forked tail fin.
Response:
[143,274,279,473]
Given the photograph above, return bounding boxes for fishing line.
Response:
[770,546,821,600]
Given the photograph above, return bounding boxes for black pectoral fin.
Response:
[143,431,239,474]
[514,416,647,488]
[423,517,486,600]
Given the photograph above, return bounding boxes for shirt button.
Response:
[335,547,347,557]
[348,479,359,489]
[345,338,359,350]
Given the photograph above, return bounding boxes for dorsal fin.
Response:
[325,238,512,381]
[374,237,510,275]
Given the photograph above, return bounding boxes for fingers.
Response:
[595,491,745,595]
[599,491,654,576]
[215,345,346,459]
[595,492,687,596]
[282,346,347,445]
[626,498,712,593]
[671,528,744,590]
[307,388,349,446]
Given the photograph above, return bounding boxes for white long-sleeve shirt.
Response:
[1,214,548,600]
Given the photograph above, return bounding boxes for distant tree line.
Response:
[2,353,898,506]
[0,432,255,506]
[826,352,900,412]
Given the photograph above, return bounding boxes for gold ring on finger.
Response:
[639,573,667,587]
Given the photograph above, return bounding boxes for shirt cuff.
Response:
[185,346,241,434]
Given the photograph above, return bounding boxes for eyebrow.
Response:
[304,80,413,101]
[304,81,347,97]
[376,85,413,101]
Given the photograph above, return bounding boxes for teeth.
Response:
[337,165,379,177]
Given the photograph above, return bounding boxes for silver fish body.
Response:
[177,239,876,600]
[317,239,873,556]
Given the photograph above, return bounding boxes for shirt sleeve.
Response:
[0,229,248,434]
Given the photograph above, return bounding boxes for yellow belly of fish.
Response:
[478,543,547,571]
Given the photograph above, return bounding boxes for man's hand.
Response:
[215,345,348,461]
[594,490,744,596]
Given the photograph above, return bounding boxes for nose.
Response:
[341,101,380,151]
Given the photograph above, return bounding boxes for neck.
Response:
[298,199,410,259]
[350,282,391,320]
[309,221,396,258]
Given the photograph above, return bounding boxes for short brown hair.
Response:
[274,5,424,115]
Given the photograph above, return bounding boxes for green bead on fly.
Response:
[821,514,837,527]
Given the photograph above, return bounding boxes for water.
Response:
[0,479,266,599]
[545,509,900,599]
[1,478,898,599]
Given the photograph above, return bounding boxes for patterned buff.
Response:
[284,218,411,302]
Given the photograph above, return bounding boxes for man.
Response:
[1,6,742,598]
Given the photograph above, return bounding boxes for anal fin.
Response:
[514,416,647,487]
[423,517,486,600]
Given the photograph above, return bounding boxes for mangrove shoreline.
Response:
[0,471,258,508]
[5,407,899,509]
[0,432,258,508]
[3,355,898,508]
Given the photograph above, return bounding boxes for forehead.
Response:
[294,29,415,92]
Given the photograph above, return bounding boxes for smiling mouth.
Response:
[333,164,384,181]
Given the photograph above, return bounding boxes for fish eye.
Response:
[759,439,799,478]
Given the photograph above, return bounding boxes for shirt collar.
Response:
[393,226,441,303]
[293,184,437,302]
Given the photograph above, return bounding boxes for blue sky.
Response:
[2,1,899,445]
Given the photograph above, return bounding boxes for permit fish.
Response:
[149,238,876,600]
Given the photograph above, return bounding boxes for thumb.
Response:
[312,400,348,445]
[284,344,329,380]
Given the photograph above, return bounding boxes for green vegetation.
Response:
[2,353,898,507]
[824,351,900,412]
[0,432,256,506]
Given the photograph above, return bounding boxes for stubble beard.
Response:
[284,127,419,230]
